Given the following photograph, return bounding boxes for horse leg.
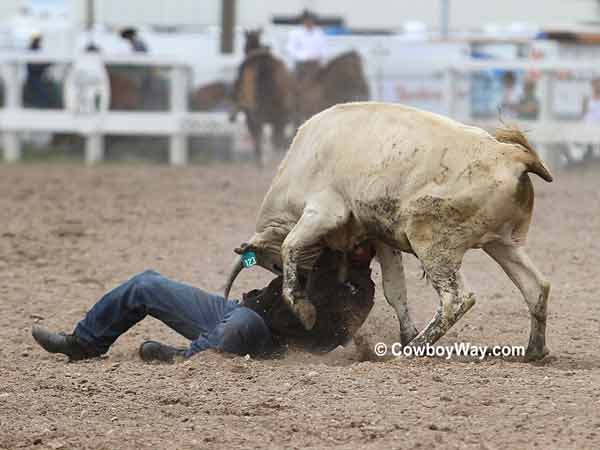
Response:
[272,119,288,153]
[247,114,263,168]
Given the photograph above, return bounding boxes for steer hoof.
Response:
[294,299,317,330]
[400,327,419,348]
[525,345,549,362]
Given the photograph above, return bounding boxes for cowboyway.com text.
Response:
[373,342,525,360]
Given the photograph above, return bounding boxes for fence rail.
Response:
[1,53,600,167]
[444,59,600,168]
[0,52,241,165]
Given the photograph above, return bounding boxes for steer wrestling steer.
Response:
[224,102,553,361]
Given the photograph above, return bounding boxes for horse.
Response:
[190,81,230,111]
[296,51,370,122]
[107,67,168,111]
[231,30,295,167]
[108,70,140,110]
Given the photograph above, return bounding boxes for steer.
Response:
[224,102,553,361]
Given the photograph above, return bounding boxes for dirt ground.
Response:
[1,160,599,450]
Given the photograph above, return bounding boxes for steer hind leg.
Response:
[407,240,476,348]
[375,243,418,346]
[282,193,349,330]
[484,243,550,361]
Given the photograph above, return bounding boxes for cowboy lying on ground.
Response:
[32,246,375,363]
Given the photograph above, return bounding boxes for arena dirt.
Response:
[1,161,599,450]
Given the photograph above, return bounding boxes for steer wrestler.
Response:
[31,246,375,363]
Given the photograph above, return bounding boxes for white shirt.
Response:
[286,26,326,63]
[500,86,521,119]
[584,98,600,123]
[64,52,110,114]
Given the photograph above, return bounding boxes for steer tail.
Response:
[525,157,554,183]
[495,127,554,183]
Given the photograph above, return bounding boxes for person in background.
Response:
[500,71,520,119]
[85,42,101,53]
[63,41,109,114]
[286,9,326,82]
[118,27,164,110]
[23,34,54,108]
[517,79,540,120]
[578,77,600,161]
[582,77,600,123]
[120,27,148,53]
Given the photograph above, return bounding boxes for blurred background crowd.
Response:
[1,0,600,163]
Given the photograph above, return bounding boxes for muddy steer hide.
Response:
[224,102,554,361]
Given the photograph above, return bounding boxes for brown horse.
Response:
[108,70,140,110]
[111,67,232,112]
[296,51,370,121]
[190,81,230,111]
[232,30,295,166]
[107,67,169,111]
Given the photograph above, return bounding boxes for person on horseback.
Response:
[286,9,327,82]
[231,30,295,166]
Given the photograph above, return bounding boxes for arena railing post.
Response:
[2,60,22,162]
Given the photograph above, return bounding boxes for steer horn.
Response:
[223,254,244,301]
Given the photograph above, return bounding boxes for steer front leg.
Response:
[281,194,349,330]
[282,244,318,330]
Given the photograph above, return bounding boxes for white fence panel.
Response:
[0,52,242,165]
[2,51,600,168]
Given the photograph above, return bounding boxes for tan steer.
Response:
[225,102,553,361]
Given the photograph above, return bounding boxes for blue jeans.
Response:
[74,270,274,358]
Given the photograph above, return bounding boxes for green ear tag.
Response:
[242,251,257,268]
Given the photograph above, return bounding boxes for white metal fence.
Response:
[447,59,600,168]
[0,52,241,165]
[1,52,600,168]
